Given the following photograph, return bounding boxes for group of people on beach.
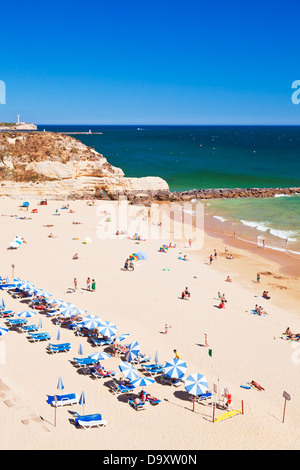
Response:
[253,304,267,315]
[124,259,134,271]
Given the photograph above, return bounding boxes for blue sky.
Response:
[1,0,300,124]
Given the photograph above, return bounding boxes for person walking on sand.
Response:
[257,273,261,284]
[74,278,78,291]
[204,333,209,347]
[164,324,170,334]
[86,277,91,291]
[214,249,218,260]
[91,279,96,292]
[209,254,213,265]
[188,238,192,248]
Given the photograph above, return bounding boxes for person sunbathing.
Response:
[262,291,271,299]
[250,380,265,391]
[72,253,79,260]
[226,276,232,282]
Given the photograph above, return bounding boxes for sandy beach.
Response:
[0,197,300,451]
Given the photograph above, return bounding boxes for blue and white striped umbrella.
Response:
[82,315,102,330]
[118,361,139,381]
[17,310,36,318]
[98,320,117,338]
[79,390,86,414]
[17,281,35,291]
[184,373,209,396]
[124,341,140,362]
[57,376,64,390]
[38,291,53,299]
[112,333,129,343]
[59,303,77,317]
[88,351,111,361]
[130,376,155,387]
[0,324,9,336]
[47,298,64,305]
[164,358,187,379]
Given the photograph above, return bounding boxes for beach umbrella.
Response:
[0,324,9,336]
[59,303,77,317]
[38,291,53,299]
[57,376,64,391]
[124,341,140,362]
[88,352,111,361]
[119,361,139,381]
[155,350,159,364]
[22,201,29,207]
[83,236,92,244]
[137,251,148,260]
[17,310,36,318]
[57,329,61,341]
[98,320,117,338]
[130,376,155,387]
[47,298,64,305]
[164,358,187,379]
[82,314,102,330]
[38,318,43,330]
[184,373,209,396]
[112,333,129,343]
[79,390,86,415]
[78,344,83,355]
[75,308,87,316]
[184,373,209,412]
[17,281,35,291]
[1,298,6,309]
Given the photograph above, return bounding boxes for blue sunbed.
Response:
[74,412,107,429]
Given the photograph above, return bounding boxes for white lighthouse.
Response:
[17,115,20,125]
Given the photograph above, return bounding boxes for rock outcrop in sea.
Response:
[0,131,299,202]
[0,131,168,200]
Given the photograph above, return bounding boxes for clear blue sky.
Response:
[1,0,300,124]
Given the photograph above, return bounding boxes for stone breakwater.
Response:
[148,186,300,203]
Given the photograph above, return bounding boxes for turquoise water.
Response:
[39,125,300,253]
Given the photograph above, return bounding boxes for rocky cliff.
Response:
[0,131,169,200]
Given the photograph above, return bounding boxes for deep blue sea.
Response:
[38,125,300,254]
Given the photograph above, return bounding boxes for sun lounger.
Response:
[146,396,161,405]
[132,354,152,364]
[74,412,107,429]
[18,324,39,333]
[73,357,96,367]
[48,342,71,353]
[0,311,14,318]
[47,393,79,407]
[90,337,111,347]
[196,392,212,402]
[128,398,146,411]
[109,378,135,395]
[89,368,116,379]
[189,392,212,403]
[28,332,51,342]
[159,374,183,386]
[6,318,28,326]
[145,366,165,377]
[142,363,164,370]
